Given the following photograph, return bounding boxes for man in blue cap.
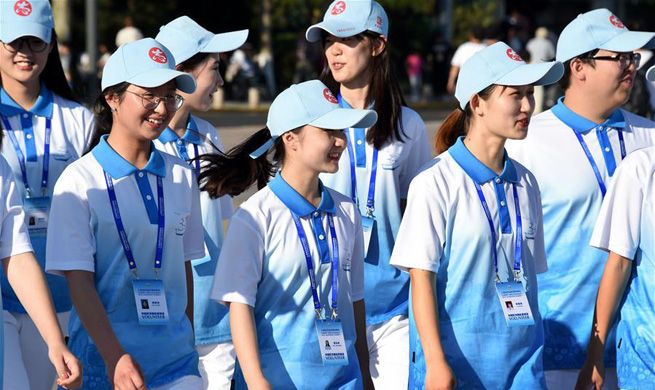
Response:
[506,9,655,390]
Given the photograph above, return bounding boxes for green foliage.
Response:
[451,0,499,46]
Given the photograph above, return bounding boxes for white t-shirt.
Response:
[0,155,31,260]
[450,41,486,67]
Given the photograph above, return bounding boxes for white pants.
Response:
[152,375,203,390]
[545,367,619,390]
[3,310,69,390]
[367,315,410,390]
[197,341,236,390]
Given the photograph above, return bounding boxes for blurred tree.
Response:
[451,0,499,46]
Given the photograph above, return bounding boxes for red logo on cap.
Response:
[323,88,338,104]
[506,48,523,62]
[331,1,346,15]
[609,15,625,29]
[376,16,382,28]
[14,1,32,16]
[148,48,168,64]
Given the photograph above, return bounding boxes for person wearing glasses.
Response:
[45,38,206,390]
[0,1,94,389]
[505,9,655,390]
[155,17,248,390]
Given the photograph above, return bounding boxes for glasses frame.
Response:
[590,52,641,69]
[124,90,185,112]
[1,37,49,53]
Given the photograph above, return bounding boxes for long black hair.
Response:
[320,31,407,150]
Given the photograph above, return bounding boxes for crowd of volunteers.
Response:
[1,0,655,389]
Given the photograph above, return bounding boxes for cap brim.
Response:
[496,61,564,87]
[128,69,197,94]
[0,23,51,43]
[249,137,277,159]
[646,66,655,82]
[306,20,366,42]
[309,107,378,130]
[202,29,249,53]
[601,31,655,52]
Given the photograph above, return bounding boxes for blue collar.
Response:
[268,171,336,217]
[337,93,375,110]
[0,83,54,118]
[158,115,204,145]
[448,137,518,184]
[552,97,625,133]
[91,135,166,179]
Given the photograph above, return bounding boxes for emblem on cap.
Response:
[331,1,346,15]
[149,48,168,64]
[376,16,383,28]
[14,0,32,16]
[506,49,523,62]
[609,15,625,29]
[323,88,338,104]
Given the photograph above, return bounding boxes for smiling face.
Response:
[107,81,177,142]
[324,33,384,88]
[582,49,637,108]
[0,36,52,86]
[283,125,348,175]
[180,53,223,112]
[472,84,535,141]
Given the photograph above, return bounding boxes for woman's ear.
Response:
[281,131,300,151]
[372,36,387,57]
[469,94,485,117]
[105,93,120,112]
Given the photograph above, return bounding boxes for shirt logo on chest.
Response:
[174,213,186,236]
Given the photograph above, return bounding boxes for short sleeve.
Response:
[81,107,96,153]
[450,45,465,67]
[349,209,365,301]
[45,171,96,275]
[390,170,447,273]
[210,209,265,307]
[183,178,207,261]
[399,111,431,198]
[590,161,644,260]
[0,159,32,259]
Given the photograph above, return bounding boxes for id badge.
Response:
[361,216,375,258]
[132,279,170,325]
[23,196,50,238]
[315,319,349,366]
[495,281,535,327]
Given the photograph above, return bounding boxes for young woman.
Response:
[305,2,431,386]
[155,17,248,389]
[45,38,206,390]
[389,42,563,390]
[576,66,655,390]
[201,79,377,390]
[0,1,94,388]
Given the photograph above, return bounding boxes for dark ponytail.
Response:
[85,82,130,153]
[433,85,498,155]
[197,127,285,198]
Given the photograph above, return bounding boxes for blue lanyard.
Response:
[1,115,52,197]
[572,128,626,197]
[290,211,340,320]
[343,128,378,217]
[473,182,523,282]
[174,140,200,175]
[104,171,165,279]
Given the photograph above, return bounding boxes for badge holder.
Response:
[494,273,535,327]
[23,195,50,239]
[132,278,170,325]
[315,309,349,366]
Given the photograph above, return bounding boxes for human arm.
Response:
[229,302,271,390]
[65,270,147,390]
[3,253,82,388]
[575,252,632,390]
[410,269,456,390]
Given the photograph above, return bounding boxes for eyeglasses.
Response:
[125,90,185,111]
[590,52,641,69]
[1,37,48,53]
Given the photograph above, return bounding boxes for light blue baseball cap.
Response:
[250,80,378,158]
[306,0,388,43]
[156,16,249,65]
[0,0,54,43]
[556,9,655,62]
[101,38,196,93]
[455,42,564,110]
